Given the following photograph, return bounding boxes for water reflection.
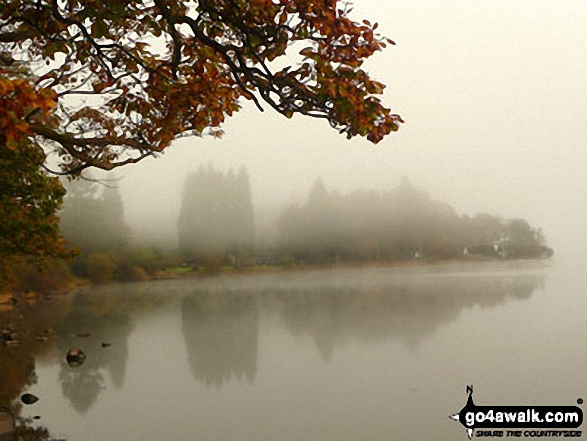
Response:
[56,290,134,414]
[181,289,258,388]
[0,294,70,441]
[0,263,548,441]
[180,265,544,380]
[273,271,543,359]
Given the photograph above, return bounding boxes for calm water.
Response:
[1,259,585,440]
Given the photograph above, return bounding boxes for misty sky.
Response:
[113,0,587,254]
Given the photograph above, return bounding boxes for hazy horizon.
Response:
[89,0,587,256]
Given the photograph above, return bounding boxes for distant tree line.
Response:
[277,177,552,263]
[11,168,549,291]
[178,164,255,270]
[59,177,129,253]
[57,175,179,283]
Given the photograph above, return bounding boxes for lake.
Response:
[1,259,584,440]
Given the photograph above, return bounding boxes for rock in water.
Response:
[66,348,86,367]
[21,393,39,405]
[1,329,14,342]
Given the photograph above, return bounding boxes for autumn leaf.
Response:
[0,0,402,264]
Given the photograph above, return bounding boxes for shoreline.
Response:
[152,256,552,281]
[1,257,551,301]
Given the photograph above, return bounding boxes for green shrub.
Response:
[2,258,74,294]
[85,253,117,283]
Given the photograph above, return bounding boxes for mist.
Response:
[93,0,587,257]
[6,2,587,440]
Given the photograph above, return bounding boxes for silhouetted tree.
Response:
[278,177,550,262]
[59,175,129,252]
[178,164,255,264]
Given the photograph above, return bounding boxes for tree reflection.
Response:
[181,289,258,388]
[56,289,134,414]
[0,261,548,440]
[0,294,71,441]
[0,293,72,407]
[272,268,544,360]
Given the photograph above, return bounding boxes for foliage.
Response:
[70,248,182,282]
[0,66,71,266]
[1,0,401,265]
[2,0,402,175]
[278,178,552,263]
[503,219,546,258]
[0,257,74,295]
[84,252,117,282]
[59,173,130,251]
[114,259,149,282]
[178,164,255,262]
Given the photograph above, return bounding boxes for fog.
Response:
[109,0,587,255]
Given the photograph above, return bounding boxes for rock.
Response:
[35,336,47,343]
[1,330,21,347]
[66,348,86,367]
[0,329,14,342]
[21,393,39,405]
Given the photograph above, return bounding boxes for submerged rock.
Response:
[21,393,39,405]
[66,348,86,367]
